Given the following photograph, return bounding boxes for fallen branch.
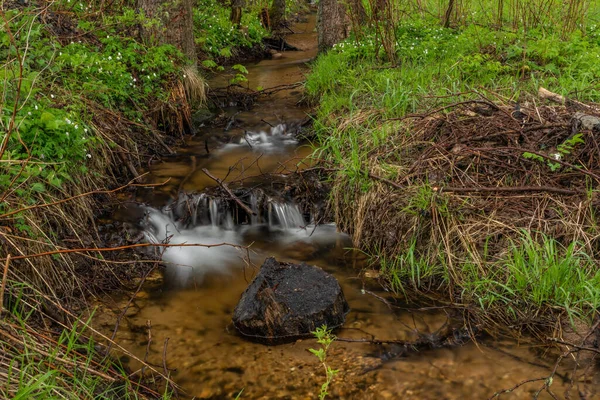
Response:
[539,86,596,111]
[547,337,600,355]
[439,186,580,196]
[202,168,257,216]
[0,241,248,262]
[368,172,403,190]
[384,99,501,122]
[538,87,566,105]
[0,174,166,219]
[488,377,549,399]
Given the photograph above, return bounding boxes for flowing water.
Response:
[96,15,600,400]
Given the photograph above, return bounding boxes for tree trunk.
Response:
[138,0,197,66]
[230,0,244,27]
[317,0,348,53]
[269,0,286,30]
[442,0,455,28]
[348,0,367,26]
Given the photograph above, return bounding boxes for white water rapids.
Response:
[142,196,343,286]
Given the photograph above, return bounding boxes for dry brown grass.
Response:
[332,97,600,279]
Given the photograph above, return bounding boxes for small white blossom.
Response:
[86,153,92,158]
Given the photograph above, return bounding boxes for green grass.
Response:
[194,0,270,60]
[308,5,600,325]
[1,284,171,399]
[307,20,600,191]
[377,232,600,322]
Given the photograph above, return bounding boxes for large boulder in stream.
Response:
[233,257,349,343]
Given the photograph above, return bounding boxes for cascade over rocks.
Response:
[233,257,349,343]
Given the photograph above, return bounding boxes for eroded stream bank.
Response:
[95,14,599,400]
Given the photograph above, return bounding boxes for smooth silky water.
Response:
[94,15,597,400]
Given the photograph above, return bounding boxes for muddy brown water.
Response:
[95,14,599,400]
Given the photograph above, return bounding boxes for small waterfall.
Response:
[142,207,243,287]
[249,194,259,225]
[193,194,209,226]
[222,123,298,152]
[139,192,342,287]
[209,199,219,227]
[268,202,305,230]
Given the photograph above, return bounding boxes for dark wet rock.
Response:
[233,257,349,343]
[192,108,215,127]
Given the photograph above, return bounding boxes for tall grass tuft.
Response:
[0,283,172,399]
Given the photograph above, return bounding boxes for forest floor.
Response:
[306,12,600,343]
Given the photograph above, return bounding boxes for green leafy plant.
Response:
[523,133,585,171]
[193,0,269,57]
[230,63,249,85]
[309,325,339,400]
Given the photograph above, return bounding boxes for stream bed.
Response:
[93,14,598,400]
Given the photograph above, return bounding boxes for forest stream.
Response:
[92,15,597,400]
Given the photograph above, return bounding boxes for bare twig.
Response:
[0,255,11,314]
[1,241,248,262]
[141,320,153,376]
[487,377,549,399]
[202,168,257,215]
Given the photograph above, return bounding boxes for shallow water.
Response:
[96,14,600,400]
